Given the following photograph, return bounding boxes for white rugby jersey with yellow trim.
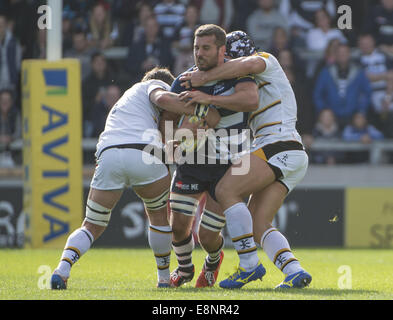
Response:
[95,80,170,157]
[249,52,302,147]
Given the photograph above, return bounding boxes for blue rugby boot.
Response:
[156,280,171,288]
[275,270,312,289]
[219,262,266,289]
[51,272,67,290]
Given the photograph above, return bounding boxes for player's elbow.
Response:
[154,92,171,108]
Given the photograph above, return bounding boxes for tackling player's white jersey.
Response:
[249,52,302,147]
[95,80,170,157]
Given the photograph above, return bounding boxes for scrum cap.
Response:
[225,30,257,59]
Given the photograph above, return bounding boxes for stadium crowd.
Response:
[0,0,393,167]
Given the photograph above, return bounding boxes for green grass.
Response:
[0,248,392,300]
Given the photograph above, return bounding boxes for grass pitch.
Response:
[1,247,392,300]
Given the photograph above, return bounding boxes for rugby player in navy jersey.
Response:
[167,24,265,288]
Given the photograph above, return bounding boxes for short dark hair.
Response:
[91,51,105,63]
[194,24,226,48]
[142,67,175,86]
[0,88,14,100]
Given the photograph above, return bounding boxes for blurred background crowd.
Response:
[1,0,393,167]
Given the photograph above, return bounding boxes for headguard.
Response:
[225,30,257,59]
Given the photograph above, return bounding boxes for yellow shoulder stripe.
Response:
[257,52,270,59]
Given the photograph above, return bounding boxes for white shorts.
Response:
[90,148,169,190]
[251,141,308,193]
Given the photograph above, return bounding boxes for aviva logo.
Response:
[43,69,67,96]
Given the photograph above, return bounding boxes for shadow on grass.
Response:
[158,286,379,297]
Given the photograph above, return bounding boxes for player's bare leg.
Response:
[169,192,203,287]
[51,188,123,289]
[134,174,172,287]
[214,154,277,288]
[214,154,275,288]
[196,193,225,287]
[248,182,312,289]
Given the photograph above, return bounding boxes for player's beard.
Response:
[196,53,219,71]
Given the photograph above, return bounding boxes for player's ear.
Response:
[218,45,226,58]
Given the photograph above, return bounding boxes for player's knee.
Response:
[169,193,199,240]
[139,189,169,212]
[169,193,199,218]
[215,180,232,204]
[85,199,111,228]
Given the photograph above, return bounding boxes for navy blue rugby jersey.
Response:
[171,66,255,164]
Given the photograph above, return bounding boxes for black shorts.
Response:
[171,163,232,200]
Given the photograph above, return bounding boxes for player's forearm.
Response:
[204,56,265,82]
[154,91,194,116]
[208,91,258,112]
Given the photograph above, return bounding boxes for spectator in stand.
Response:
[246,0,288,51]
[0,15,22,92]
[0,89,20,168]
[279,0,337,53]
[364,0,393,56]
[313,43,372,127]
[91,84,121,137]
[313,38,341,82]
[371,70,393,138]
[123,2,154,46]
[110,0,140,46]
[4,0,36,59]
[277,49,305,83]
[357,33,393,110]
[87,3,118,50]
[310,108,343,165]
[343,112,384,142]
[190,0,234,31]
[268,26,290,57]
[82,52,115,137]
[126,16,174,84]
[33,28,46,59]
[230,0,257,31]
[63,0,94,23]
[305,8,346,79]
[283,66,315,137]
[306,9,346,53]
[64,30,95,81]
[172,4,201,75]
[279,0,336,38]
[154,0,186,41]
[277,49,294,70]
[342,112,384,163]
[62,8,75,54]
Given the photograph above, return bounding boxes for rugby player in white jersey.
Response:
[50,67,220,289]
[179,31,312,289]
